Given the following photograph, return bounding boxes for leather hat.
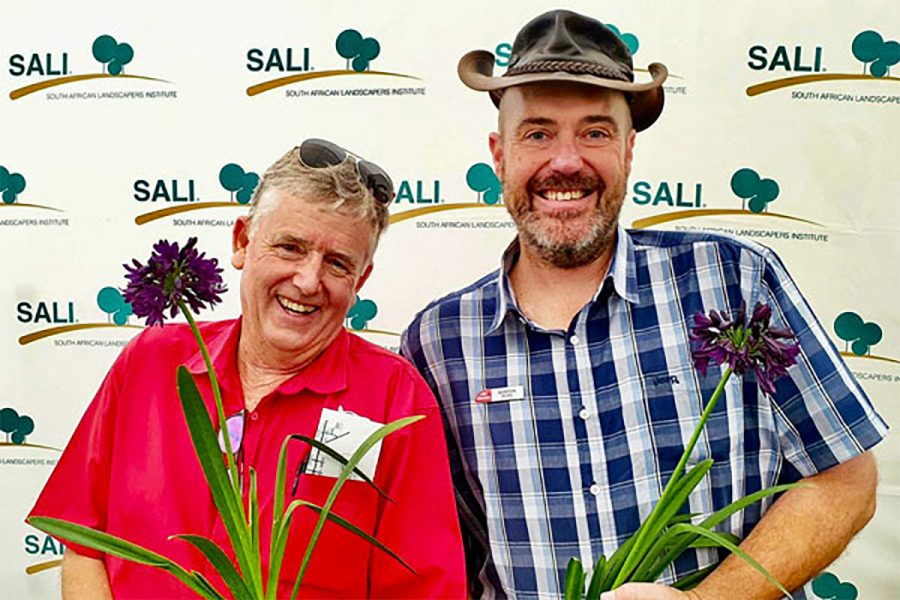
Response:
[458,10,668,130]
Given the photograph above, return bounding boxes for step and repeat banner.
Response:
[1,1,897,598]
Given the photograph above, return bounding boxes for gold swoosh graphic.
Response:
[247,70,422,96]
[746,73,900,97]
[26,559,62,575]
[840,351,900,366]
[389,203,505,224]
[0,441,61,452]
[631,209,823,229]
[635,67,683,80]
[19,323,143,345]
[135,201,246,225]
[0,203,64,212]
[10,74,174,100]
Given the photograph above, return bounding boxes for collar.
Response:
[185,318,349,397]
[487,223,639,333]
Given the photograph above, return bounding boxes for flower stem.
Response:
[666,367,732,495]
[179,304,242,499]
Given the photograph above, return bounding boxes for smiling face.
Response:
[232,190,374,370]
[490,83,636,268]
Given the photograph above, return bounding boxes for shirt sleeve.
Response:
[367,363,467,599]
[756,247,888,479]
[27,336,134,559]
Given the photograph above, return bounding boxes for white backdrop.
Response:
[2,1,897,598]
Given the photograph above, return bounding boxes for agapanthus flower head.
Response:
[690,301,800,394]
[123,237,227,327]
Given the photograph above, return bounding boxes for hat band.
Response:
[505,59,632,82]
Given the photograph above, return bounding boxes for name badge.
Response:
[303,406,383,480]
[475,385,525,404]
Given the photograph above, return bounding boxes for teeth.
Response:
[542,190,586,201]
[278,296,317,314]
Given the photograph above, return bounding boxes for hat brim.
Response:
[458,50,668,131]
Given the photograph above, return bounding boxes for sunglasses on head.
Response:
[298,138,394,206]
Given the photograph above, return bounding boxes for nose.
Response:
[548,136,584,175]
[292,254,324,296]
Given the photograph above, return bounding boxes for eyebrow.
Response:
[514,114,621,133]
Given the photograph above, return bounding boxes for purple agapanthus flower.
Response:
[123,237,227,327]
[690,302,800,394]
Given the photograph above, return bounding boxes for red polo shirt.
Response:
[30,319,466,599]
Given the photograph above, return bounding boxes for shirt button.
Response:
[250,412,259,421]
[589,483,600,496]
[578,407,590,420]
[570,334,580,345]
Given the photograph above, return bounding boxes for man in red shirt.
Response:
[30,140,466,599]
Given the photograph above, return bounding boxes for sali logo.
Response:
[344,295,397,337]
[0,166,63,213]
[246,28,421,96]
[746,29,899,97]
[17,287,142,346]
[631,167,822,229]
[24,532,65,576]
[834,311,898,364]
[811,572,858,600]
[388,162,506,225]
[8,34,174,101]
[134,163,259,225]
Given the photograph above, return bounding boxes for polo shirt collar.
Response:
[487,224,639,333]
[184,318,349,396]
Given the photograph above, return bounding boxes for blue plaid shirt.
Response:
[401,227,887,599]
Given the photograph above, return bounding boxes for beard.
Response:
[504,170,628,269]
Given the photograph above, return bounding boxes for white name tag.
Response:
[304,407,383,480]
[475,385,525,403]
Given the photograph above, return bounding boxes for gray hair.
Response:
[246,147,390,248]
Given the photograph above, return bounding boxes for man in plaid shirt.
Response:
[402,10,887,600]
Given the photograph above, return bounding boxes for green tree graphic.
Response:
[97,286,134,326]
[219,164,260,205]
[852,30,899,78]
[0,166,27,204]
[730,168,780,213]
[92,34,135,76]
[812,572,858,600]
[834,311,883,356]
[335,29,381,72]
[0,407,35,445]
[346,296,377,330]
[466,163,502,205]
[605,24,639,55]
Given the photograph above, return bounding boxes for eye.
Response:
[328,257,352,275]
[585,129,611,141]
[525,130,549,142]
[273,242,304,257]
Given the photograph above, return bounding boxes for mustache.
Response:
[529,172,603,194]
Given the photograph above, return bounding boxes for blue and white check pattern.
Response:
[401,227,887,599]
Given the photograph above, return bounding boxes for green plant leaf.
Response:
[289,434,393,502]
[613,460,713,587]
[671,564,716,590]
[671,523,792,598]
[172,534,253,600]
[564,557,585,600]
[289,415,425,600]
[635,482,802,583]
[176,367,257,590]
[688,532,741,548]
[267,499,312,600]
[266,437,292,600]
[301,502,416,574]
[27,517,224,599]
[585,554,606,599]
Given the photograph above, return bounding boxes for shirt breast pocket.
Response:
[277,473,379,597]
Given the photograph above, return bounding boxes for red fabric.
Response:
[29,319,465,599]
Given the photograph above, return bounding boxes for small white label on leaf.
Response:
[305,407,383,480]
